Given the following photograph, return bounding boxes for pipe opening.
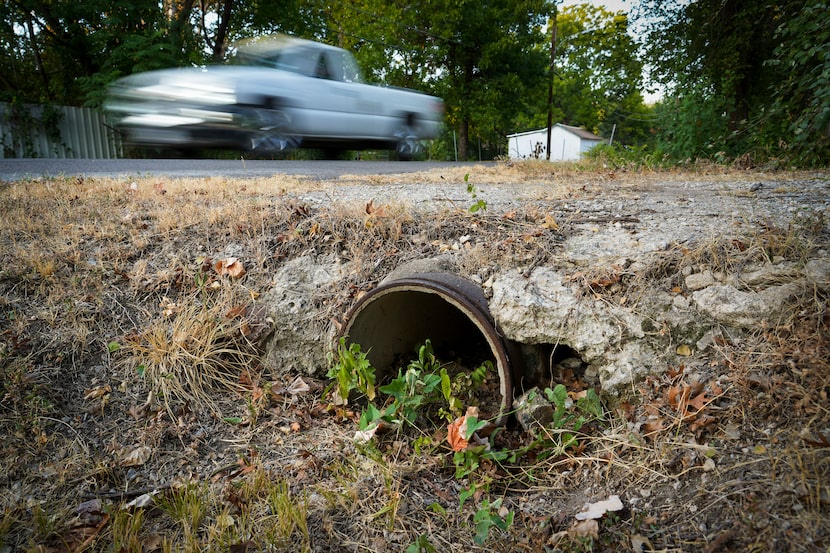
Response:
[339,273,514,424]
[519,343,588,392]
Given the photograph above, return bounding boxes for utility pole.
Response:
[545,3,558,160]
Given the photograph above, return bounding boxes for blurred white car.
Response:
[105,35,445,159]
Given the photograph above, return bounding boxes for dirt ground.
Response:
[0,163,828,552]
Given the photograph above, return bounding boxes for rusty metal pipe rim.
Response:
[339,272,514,425]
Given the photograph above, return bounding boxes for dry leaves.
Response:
[633,366,726,440]
[214,257,246,278]
[447,406,485,452]
[118,445,152,467]
[84,384,111,400]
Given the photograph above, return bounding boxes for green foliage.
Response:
[358,339,486,429]
[327,337,376,405]
[472,497,514,545]
[327,0,551,160]
[639,0,830,166]
[0,102,64,158]
[464,173,488,213]
[546,384,603,426]
[513,4,651,156]
[765,1,830,166]
[584,143,668,170]
[406,534,436,553]
[503,385,605,464]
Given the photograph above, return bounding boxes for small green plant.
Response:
[154,483,209,534]
[406,533,436,553]
[510,384,604,462]
[472,497,514,545]
[327,337,376,404]
[464,173,487,213]
[545,384,604,429]
[107,509,145,553]
[265,479,310,548]
[355,340,490,431]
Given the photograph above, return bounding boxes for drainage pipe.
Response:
[339,272,515,425]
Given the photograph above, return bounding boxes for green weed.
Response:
[327,337,376,404]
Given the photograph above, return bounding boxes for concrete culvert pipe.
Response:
[339,272,515,425]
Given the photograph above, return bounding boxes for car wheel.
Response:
[394,118,422,161]
[246,105,299,153]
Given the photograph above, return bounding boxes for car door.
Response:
[312,51,386,139]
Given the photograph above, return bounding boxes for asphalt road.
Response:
[0,158,473,181]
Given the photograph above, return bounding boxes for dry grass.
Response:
[0,165,828,552]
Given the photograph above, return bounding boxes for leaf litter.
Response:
[0,168,828,551]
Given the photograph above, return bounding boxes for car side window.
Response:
[324,51,363,83]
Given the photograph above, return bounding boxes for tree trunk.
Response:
[458,119,469,161]
[25,12,51,100]
[212,0,235,62]
[169,0,196,59]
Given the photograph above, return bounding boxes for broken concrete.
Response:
[260,252,827,400]
[261,254,347,375]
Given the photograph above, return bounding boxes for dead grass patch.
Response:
[0,168,827,552]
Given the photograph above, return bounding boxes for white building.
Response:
[507,124,604,161]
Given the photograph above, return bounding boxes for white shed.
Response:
[507,124,604,161]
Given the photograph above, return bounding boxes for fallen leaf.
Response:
[676,344,693,356]
[668,365,685,378]
[687,391,710,413]
[447,416,469,452]
[225,306,246,319]
[84,385,111,400]
[642,417,665,436]
[118,445,152,467]
[542,214,559,230]
[667,385,683,407]
[631,533,653,553]
[590,273,620,288]
[570,519,599,538]
[214,257,246,278]
[446,407,481,452]
[215,513,234,530]
[354,424,379,444]
[575,495,624,521]
[286,375,311,396]
[123,491,158,509]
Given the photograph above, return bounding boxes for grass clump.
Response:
[121,286,262,416]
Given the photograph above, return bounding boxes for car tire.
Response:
[246,103,299,153]
[394,114,423,161]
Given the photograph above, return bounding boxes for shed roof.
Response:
[507,124,603,141]
[557,124,603,141]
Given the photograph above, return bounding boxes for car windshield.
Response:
[230,40,364,83]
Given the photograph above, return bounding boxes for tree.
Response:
[318,0,550,160]
[515,4,651,149]
[638,0,830,165]
[765,1,830,165]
